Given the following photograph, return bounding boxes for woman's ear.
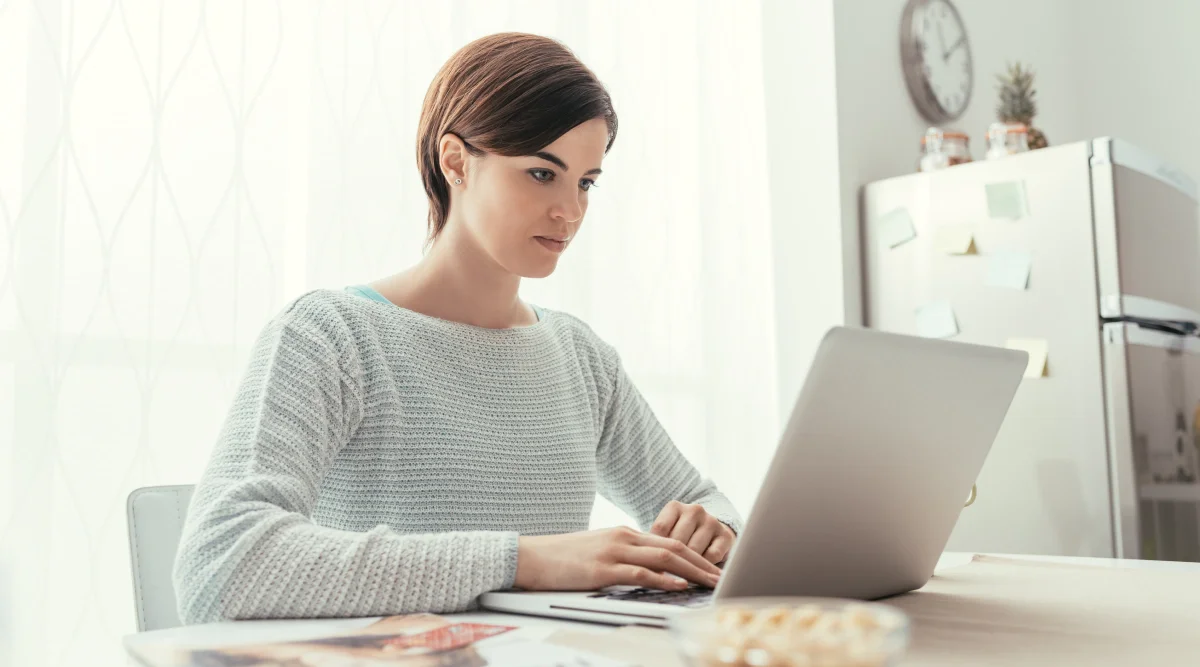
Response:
[438,133,468,185]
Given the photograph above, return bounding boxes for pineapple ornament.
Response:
[996,62,1048,150]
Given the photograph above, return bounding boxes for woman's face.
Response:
[451,118,608,279]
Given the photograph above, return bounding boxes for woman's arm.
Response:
[594,351,744,537]
[172,307,517,625]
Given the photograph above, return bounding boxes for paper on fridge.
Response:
[1006,338,1049,378]
[915,301,959,339]
[985,181,1029,219]
[986,250,1033,290]
[934,225,978,254]
[877,207,918,248]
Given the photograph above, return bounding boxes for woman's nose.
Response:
[552,191,584,223]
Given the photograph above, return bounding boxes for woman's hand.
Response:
[649,500,736,565]
[514,526,723,592]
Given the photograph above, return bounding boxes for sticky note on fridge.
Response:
[1006,338,1049,378]
[933,225,977,254]
[986,250,1033,289]
[877,208,917,248]
[986,181,1029,219]
[915,301,959,339]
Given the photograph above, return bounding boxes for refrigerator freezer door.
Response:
[1103,322,1200,562]
[861,141,1115,557]
[1092,138,1200,319]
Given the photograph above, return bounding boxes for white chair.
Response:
[126,484,194,631]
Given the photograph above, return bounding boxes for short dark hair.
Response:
[416,32,618,241]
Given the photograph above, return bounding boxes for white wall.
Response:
[761,0,845,422]
[1072,2,1200,182]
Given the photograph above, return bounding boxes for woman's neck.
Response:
[371,222,536,329]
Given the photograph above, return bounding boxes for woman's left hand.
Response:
[649,500,736,566]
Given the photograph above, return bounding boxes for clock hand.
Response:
[937,23,947,61]
[944,35,965,59]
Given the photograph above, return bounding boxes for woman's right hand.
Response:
[513,526,723,592]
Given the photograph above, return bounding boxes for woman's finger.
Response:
[686,521,718,560]
[649,501,681,537]
[635,532,723,576]
[621,545,721,588]
[624,540,722,584]
[668,506,703,545]
[610,564,690,591]
[704,533,734,565]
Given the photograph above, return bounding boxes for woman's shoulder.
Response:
[278,287,361,321]
[266,288,381,348]
[540,307,621,369]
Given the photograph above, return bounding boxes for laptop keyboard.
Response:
[588,585,714,608]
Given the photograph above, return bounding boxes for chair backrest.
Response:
[126,485,194,631]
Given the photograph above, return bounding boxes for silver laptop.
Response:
[479,326,1026,627]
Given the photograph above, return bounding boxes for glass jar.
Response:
[985,122,1030,159]
[918,127,971,172]
[669,597,911,667]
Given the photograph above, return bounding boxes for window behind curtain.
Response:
[0,2,778,664]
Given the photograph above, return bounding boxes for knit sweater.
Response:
[172,289,743,624]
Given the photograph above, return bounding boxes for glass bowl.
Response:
[667,597,911,667]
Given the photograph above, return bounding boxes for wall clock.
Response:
[901,0,973,123]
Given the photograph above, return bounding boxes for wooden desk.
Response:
[124,552,1200,665]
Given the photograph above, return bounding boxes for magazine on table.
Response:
[127,612,633,667]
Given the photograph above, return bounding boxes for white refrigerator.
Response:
[860,138,1200,561]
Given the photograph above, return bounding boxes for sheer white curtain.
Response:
[0,1,779,664]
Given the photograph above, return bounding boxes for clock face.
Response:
[902,0,973,122]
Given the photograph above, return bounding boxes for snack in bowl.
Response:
[668,597,910,667]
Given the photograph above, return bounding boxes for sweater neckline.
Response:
[343,285,548,333]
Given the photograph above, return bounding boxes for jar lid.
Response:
[921,131,969,143]
[992,122,1028,134]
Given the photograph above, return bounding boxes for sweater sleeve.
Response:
[594,351,744,536]
[172,307,519,625]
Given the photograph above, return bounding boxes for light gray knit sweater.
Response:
[172,289,743,625]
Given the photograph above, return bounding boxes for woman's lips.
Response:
[536,236,568,253]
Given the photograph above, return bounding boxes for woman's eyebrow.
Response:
[534,151,602,176]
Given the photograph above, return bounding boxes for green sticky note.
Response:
[915,301,959,339]
[986,181,1029,220]
[986,250,1033,290]
[878,208,917,248]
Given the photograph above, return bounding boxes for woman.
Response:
[173,32,742,625]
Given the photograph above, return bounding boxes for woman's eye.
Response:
[530,168,597,192]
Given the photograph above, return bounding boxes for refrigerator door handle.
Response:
[1118,323,1200,353]
[1100,294,1200,327]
